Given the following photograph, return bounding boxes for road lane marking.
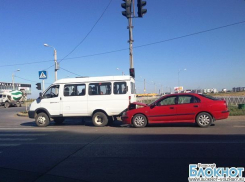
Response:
[0,134,46,136]
[0,138,36,141]
[90,141,245,144]
[0,141,242,145]
[0,144,20,146]
[0,128,61,131]
[233,126,245,127]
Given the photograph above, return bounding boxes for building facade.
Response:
[0,82,31,95]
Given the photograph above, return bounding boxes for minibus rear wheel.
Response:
[92,112,108,127]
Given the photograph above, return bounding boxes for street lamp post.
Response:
[116,68,124,75]
[151,81,156,94]
[166,86,172,94]
[44,44,58,81]
[12,69,20,90]
[178,68,187,86]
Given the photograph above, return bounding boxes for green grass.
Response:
[228,105,245,116]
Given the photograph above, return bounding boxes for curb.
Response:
[17,112,28,117]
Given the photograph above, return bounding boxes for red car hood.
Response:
[130,102,148,107]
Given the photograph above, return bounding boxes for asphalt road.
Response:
[0,106,245,182]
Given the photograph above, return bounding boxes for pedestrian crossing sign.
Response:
[39,71,47,79]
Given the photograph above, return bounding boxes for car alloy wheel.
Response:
[196,112,212,127]
[132,114,147,128]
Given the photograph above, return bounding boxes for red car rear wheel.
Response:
[196,112,213,127]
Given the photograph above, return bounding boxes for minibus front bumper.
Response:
[28,111,35,118]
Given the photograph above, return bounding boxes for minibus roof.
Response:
[54,75,134,84]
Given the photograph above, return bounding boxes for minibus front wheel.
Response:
[92,112,108,127]
[35,112,50,127]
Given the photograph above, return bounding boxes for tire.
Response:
[4,102,10,108]
[35,112,50,127]
[53,118,64,125]
[92,112,108,127]
[196,112,213,128]
[132,114,147,128]
[16,102,20,107]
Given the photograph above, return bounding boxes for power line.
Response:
[1,20,245,68]
[0,60,53,68]
[0,48,128,68]
[44,0,113,71]
[134,20,245,49]
[15,76,38,83]
[59,67,81,77]
[15,76,52,85]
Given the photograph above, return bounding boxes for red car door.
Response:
[148,96,178,123]
[175,95,202,122]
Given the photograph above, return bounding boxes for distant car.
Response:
[122,93,229,128]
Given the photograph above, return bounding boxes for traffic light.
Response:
[121,0,131,18]
[36,83,41,90]
[129,68,135,78]
[137,0,147,17]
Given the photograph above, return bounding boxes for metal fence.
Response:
[215,96,245,106]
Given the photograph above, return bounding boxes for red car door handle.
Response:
[170,107,174,109]
[194,105,199,107]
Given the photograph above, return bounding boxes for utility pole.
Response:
[12,69,20,90]
[144,78,146,94]
[44,44,59,81]
[128,15,134,69]
[54,49,58,81]
[42,80,45,92]
[121,0,147,78]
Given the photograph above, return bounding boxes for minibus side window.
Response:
[89,83,111,95]
[77,85,86,96]
[64,84,86,96]
[131,82,136,94]
[114,82,127,94]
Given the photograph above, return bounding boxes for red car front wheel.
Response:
[132,114,148,128]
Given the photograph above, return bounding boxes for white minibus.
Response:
[28,76,136,127]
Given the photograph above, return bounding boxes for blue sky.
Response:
[1,0,245,98]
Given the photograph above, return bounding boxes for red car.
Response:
[122,93,229,128]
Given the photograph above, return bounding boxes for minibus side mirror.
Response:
[39,92,43,99]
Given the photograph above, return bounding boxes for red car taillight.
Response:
[224,100,228,109]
